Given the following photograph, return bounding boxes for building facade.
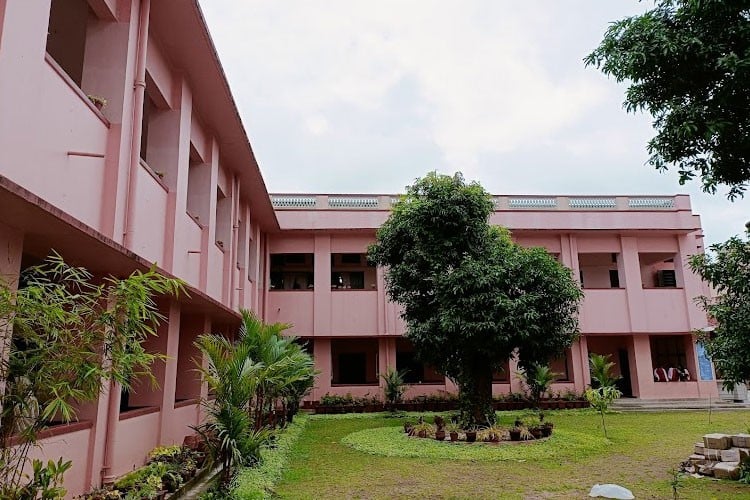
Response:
[0,0,717,496]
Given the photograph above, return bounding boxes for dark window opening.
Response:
[46,0,92,87]
[269,253,314,290]
[608,269,620,288]
[331,253,376,290]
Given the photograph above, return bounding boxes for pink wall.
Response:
[27,427,93,496]
[580,289,630,333]
[643,289,690,332]
[267,291,314,335]
[130,165,167,264]
[112,411,159,478]
[331,291,379,335]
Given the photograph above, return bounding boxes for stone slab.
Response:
[703,448,723,461]
[732,434,750,448]
[713,462,740,480]
[688,453,707,465]
[704,433,733,450]
[694,442,705,455]
[721,449,741,462]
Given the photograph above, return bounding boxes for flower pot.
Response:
[435,430,446,441]
[449,431,458,442]
[465,431,477,443]
[542,423,553,437]
[509,430,521,441]
[417,430,428,438]
[530,427,543,439]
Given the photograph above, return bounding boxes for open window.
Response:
[639,253,678,288]
[578,253,622,289]
[331,339,378,385]
[186,144,210,225]
[396,338,443,384]
[330,253,376,290]
[549,349,573,382]
[215,187,231,251]
[269,253,314,290]
[46,0,92,88]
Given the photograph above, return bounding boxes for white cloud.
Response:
[199,0,749,246]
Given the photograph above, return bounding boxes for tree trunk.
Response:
[458,366,495,428]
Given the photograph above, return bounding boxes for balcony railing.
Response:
[270,194,683,212]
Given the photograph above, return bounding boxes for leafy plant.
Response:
[585,386,622,438]
[521,363,559,408]
[589,353,620,389]
[0,253,184,496]
[669,468,685,499]
[380,367,408,408]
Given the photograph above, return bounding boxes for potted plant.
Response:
[464,427,478,443]
[434,415,446,441]
[404,421,414,435]
[541,421,554,437]
[380,367,408,411]
[413,421,433,438]
[87,94,107,111]
[446,422,460,442]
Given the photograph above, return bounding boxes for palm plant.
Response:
[523,363,559,408]
[193,334,269,486]
[380,367,407,409]
[236,310,311,429]
[589,353,620,388]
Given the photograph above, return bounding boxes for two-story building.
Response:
[0,0,717,496]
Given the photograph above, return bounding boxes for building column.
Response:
[313,235,331,336]
[629,335,653,398]
[158,301,181,444]
[313,338,331,401]
[570,336,590,392]
[620,236,645,332]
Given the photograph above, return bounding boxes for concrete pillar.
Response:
[630,335,654,398]
[313,338,331,400]
[676,233,707,330]
[313,235,331,335]
[158,301,181,444]
[620,236,645,332]
[570,336,590,392]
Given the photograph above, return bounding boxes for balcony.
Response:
[643,288,689,332]
[580,289,630,333]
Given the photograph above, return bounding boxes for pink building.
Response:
[0,0,717,495]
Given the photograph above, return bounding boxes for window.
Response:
[269,253,314,290]
[46,0,91,87]
[638,253,678,288]
[651,336,687,372]
[331,253,376,290]
[578,253,622,289]
[331,339,378,385]
[186,145,210,224]
[396,339,443,384]
[215,187,231,250]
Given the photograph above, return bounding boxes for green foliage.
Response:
[380,367,407,407]
[669,467,685,499]
[194,310,316,487]
[589,353,620,389]
[368,172,583,427]
[0,253,184,495]
[521,363,559,407]
[341,425,608,461]
[689,229,750,390]
[233,414,309,499]
[585,1,750,198]
[585,386,622,439]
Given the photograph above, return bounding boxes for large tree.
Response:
[689,224,750,390]
[368,173,583,427]
[585,0,750,199]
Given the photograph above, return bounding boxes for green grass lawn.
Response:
[273,410,750,499]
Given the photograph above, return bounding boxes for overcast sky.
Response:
[200,0,749,247]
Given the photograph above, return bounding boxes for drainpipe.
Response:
[122,0,151,247]
[230,174,239,309]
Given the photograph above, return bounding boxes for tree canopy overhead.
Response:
[368,172,583,426]
[585,0,750,199]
